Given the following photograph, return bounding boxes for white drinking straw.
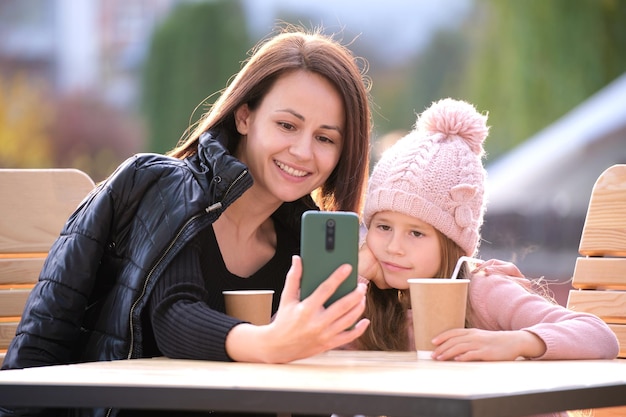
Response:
[450,256,483,279]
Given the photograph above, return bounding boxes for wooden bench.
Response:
[0,169,95,366]
[566,164,626,417]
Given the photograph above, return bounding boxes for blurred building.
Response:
[481,73,626,304]
[0,0,180,109]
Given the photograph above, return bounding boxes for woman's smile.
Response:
[234,70,344,203]
[274,160,310,178]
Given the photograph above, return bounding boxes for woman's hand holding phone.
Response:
[299,211,359,306]
[225,255,368,364]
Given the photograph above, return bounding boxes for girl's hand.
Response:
[358,241,389,289]
[225,255,369,363]
[430,328,546,361]
[475,259,524,278]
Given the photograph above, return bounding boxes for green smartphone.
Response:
[300,210,359,307]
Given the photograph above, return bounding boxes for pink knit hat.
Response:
[363,98,489,256]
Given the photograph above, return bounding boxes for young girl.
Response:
[356,98,619,363]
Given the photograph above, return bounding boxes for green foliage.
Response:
[461,0,626,160]
[371,30,471,138]
[373,0,626,163]
[142,0,252,153]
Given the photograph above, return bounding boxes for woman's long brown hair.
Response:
[167,24,372,214]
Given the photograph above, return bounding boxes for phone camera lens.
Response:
[326,235,335,251]
[325,219,336,251]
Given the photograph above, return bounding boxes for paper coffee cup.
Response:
[222,290,274,325]
[408,278,469,359]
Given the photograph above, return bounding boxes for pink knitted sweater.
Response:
[405,274,620,417]
[345,273,619,417]
[355,273,619,359]
[460,273,619,360]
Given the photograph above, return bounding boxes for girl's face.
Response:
[366,211,442,290]
[234,70,344,204]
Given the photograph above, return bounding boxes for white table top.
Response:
[1,350,625,416]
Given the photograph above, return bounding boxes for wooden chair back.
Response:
[566,164,626,358]
[566,164,626,417]
[0,169,95,365]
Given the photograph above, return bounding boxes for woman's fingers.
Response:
[280,255,303,304]
[268,256,369,361]
[302,263,354,307]
[323,282,368,329]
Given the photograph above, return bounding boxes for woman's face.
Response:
[234,70,344,204]
[366,211,442,290]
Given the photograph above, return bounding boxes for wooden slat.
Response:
[567,165,626,417]
[608,323,626,359]
[592,405,626,417]
[0,318,17,367]
[0,288,32,317]
[0,168,95,254]
[579,165,626,257]
[0,319,18,350]
[566,290,626,324]
[0,169,95,367]
[0,258,45,285]
[571,257,626,290]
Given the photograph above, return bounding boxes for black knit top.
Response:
[143,218,298,361]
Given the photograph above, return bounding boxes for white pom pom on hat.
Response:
[363,98,489,256]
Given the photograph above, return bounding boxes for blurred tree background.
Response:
[0,75,140,181]
[142,0,252,154]
[370,0,626,162]
[139,0,626,163]
[0,75,53,168]
[463,0,626,159]
[1,0,625,179]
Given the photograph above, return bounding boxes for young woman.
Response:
[1,26,372,417]
[356,98,619,364]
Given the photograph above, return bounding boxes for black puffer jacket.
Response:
[2,131,258,369]
[1,131,317,417]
